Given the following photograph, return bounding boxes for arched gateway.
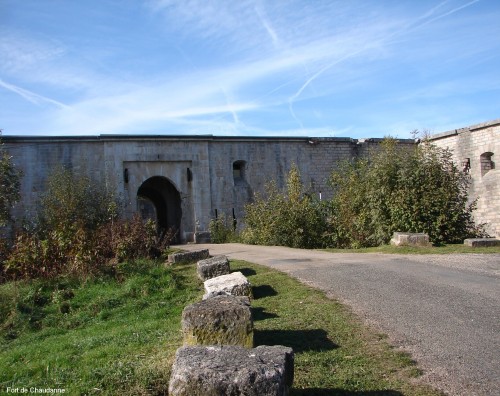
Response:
[137,176,182,242]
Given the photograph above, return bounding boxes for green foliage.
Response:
[0,136,22,227]
[0,260,201,395]
[4,168,174,280]
[0,258,439,395]
[241,166,326,248]
[37,167,118,234]
[208,213,238,243]
[327,138,485,248]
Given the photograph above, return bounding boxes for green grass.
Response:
[1,258,443,395]
[0,259,202,395]
[322,243,500,254]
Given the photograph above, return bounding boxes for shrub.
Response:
[3,168,175,281]
[241,166,326,248]
[0,135,22,228]
[208,214,238,243]
[326,137,485,247]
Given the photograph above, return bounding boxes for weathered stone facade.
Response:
[3,135,412,242]
[3,120,498,241]
[429,119,500,237]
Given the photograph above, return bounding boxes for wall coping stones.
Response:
[464,238,500,247]
[168,345,294,396]
[167,249,209,264]
[203,271,252,300]
[196,255,230,281]
[182,295,253,348]
[390,232,431,247]
[429,118,500,141]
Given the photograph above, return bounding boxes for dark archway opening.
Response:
[137,176,182,243]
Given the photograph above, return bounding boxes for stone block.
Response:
[464,238,500,247]
[203,271,252,300]
[182,295,253,347]
[169,345,294,396]
[194,231,211,243]
[167,249,209,264]
[196,255,230,281]
[390,232,431,247]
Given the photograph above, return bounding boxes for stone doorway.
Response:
[137,176,182,242]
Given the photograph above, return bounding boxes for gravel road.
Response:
[182,243,500,396]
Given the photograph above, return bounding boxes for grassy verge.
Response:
[0,259,202,395]
[1,258,442,395]
[322,244,500,254]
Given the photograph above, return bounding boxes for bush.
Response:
[208,214,238,243]
[241,166,326,248]
[0,136,22,227]
[326,138,485,248]
[3,168,175,281]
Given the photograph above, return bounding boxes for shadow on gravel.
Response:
[255,329,338,352]
[291,389,403,396]
[238,267,257,277]
[251,306,279,321]
[253,284,278,299]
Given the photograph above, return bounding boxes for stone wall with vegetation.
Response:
[429,119,500,237]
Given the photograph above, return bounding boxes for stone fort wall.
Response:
[7,135,409,242]
[428,119,500,237]
[3,119,498,241]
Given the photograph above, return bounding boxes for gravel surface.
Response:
[182,243,500,396]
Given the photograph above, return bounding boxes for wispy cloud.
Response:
[0,79,69,109]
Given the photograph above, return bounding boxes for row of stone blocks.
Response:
[390,232,500,247]
[168,252,294,395]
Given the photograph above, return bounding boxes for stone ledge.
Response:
[168,345,294,396]
[464,238,500,247]
[196,255,230,281]
[203,271,252,300]
[167,249,209,264]
[182,295,253,348]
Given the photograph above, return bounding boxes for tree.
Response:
[0,132,22,227]
[326,137,484,247]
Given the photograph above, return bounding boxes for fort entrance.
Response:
[137,176,182,241]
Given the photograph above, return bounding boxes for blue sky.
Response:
[1,0,499,138]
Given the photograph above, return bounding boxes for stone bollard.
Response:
[196,255,230,281]
[182,295,253,348]
[167,249,209,265]
[203,271,252,300]
[169,345,294,396]
[464,238,500,247]
[390,232,431,247]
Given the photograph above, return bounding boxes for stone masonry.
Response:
[3,119,497,241]
[429,119,500,237]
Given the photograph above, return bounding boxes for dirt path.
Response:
[182,243,500,396]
